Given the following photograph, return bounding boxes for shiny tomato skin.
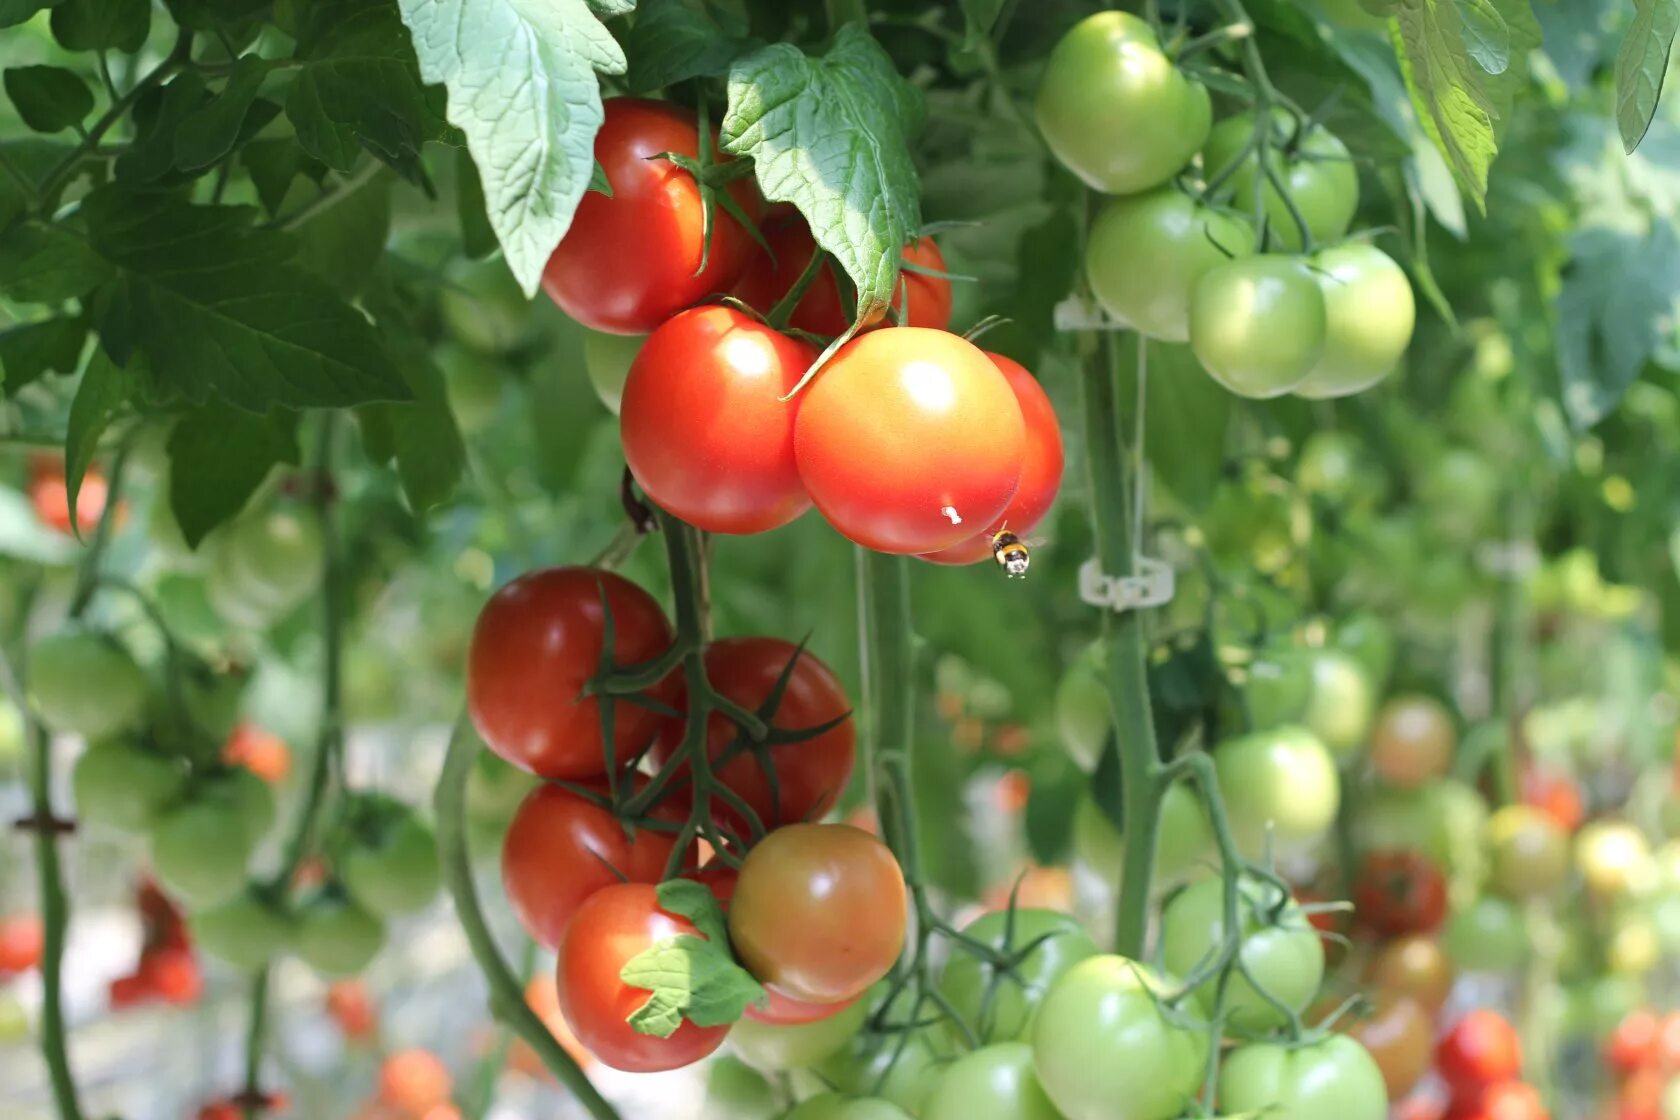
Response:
[542,98,761,334]
[1353,850,1449,937]
[1189,254,1327,398]
[648,637,855,832]
[557,882,730,1072]
[621,307,817,534]
[1346,993,1434,1100]
[735,217,952,335]
[467,567,675,779]
[1442,1080,1548,1120]
[1435,1010,1523,1094]
[795,328,1026,555]
[1367,934,1454,1012]
[501,782,682,949]
[921,353,1064,566]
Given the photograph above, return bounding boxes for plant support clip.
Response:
[1079,555,1175,612]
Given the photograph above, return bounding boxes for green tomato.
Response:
[0,991,28,1043]
[1031,956,1206,1120]
[1189,255,1327,398]
[702,1055,780,1120]
[1217,1035,1388,1120]
[1442,895,1529,972]
[1054,646,1110,772]
[0,699,21,768]
[1035,12,1211,194]
[72,740,185,832]
[1296,431,1367,504]
[1213,726,1339,860]
[1295,244,1415,399]
[201,767,277,849]
[811,1020,947,1117]
[1486,804,1569,901]
[1086,190,1252,342]
[1202,111,1359,252]
[784,1096,915,1120]
[438,344,505,436]
[937,909,1098,1045]
[1072,793,1125,881]
[729,997,867,1072]
[1418,450,1499,542]
[1244,648,1315,730]
[1333,612,1395,687]
[228,508,325,612]
[1160,874,1324,1034]
[583,329,644,415]
[29,629,148,740]
[924,1042,1062,1120]
[190,889,295,971]
[340,808,441,918]
[1299,650,1375,759]
[294,894,385,977]
[150,799,252,906]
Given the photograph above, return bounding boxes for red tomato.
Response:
[109,973,151,1009]
[1520,767,1584,833]
[734,214,952,335]
[1443,1080,1548,1120]
[921,352,1064,565]
[223,723,292,784]
[795,328,1026,554]
[28,454,109,535]
[467,567,675,779]
[0,913,43,975]
[139,945,203,1005]
[1619,1068,1664,1120]
[620,306,816,534]
[1354,850,1449,936]
[378,1049,452,1113]
[542,98,761,334]
[647,637,855,832]
[326,979,378,1040]
[556,882,730,1072]
[1658,1012,1680,1071]
[1436,1010,1523,1094]
[501,782,682,949]
[1606,1010,1661,1076]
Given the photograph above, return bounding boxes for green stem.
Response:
[856,549,919,882]
[463,940,537,1119]
[68,436,134,616]
[435,719,620,1120]
[240,971,270,1120]
[273,159,383,232]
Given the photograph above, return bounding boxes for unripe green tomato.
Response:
[1213,725,1340,860]
[1244,648,1314,729]
[1054,646,1110,772]
[203,767,277,849]
[784,1096,914,1120]
[1296,431,1370,504]
[190,889,295,971]
[1442,894,1529,972]
[937,909,1098,1045]
[72,740,185,832]
[1202,111,1359,252]
[0,699,21,768]
[1216,1035,1388,1120]
[583,329,645,415]
[1299,650,1375,759]
[341,811,441,917]
[922,1042,1063,1120]
[728,997,867,1071]
[1486,804,1570,901]
[294,894,385,977]
[703,1055,780,1120]
[0,991,27,1044]
[1418,449,1499,542]
[1333,612,1395,688]
[150,799,252,905]
[223,508,326,615]
[1295,244,1415,399]
[1035,12,1212,194]
[1085,190,1251,342]
[438,344,505,436]
[29,629,148,739]
[1189,255,1327,398]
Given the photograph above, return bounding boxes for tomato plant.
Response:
[1189,254,1328,398]
[1354,850,1450,936]
[1436,1010,1525,1094]
[1217,1035,1389,1120]
[935,908,1097,1045]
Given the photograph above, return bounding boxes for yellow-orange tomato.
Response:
[1345,993,1433,1099]
[1370,694,1456,789]
[1368,934,1454,1013]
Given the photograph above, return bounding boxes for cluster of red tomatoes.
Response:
[541,97,1064,565]
[1604,1008,1680,1120]
[467,564,909,1072]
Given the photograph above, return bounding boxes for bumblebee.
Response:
[991,529,1031,578]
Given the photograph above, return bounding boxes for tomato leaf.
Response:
[455,148,498,259]
[1458,0,1511,75]
[291,166,392,299]
[64,347,138,529]
[623,0,759,94]
[4,66,94,134]
[0,220,112,303]
[1113,340,1229,510]
[0,0,63,28]
[619,879,766,1038]
[0,317,85,396]
[1555,223,1680,430]
[78,188,410,411]
[49,0,149,52]
[242,137,328,217]
[362,278,467,514]
[397,0,626,295]
[720,24,925,326]
[173,56,270,171]
[1615,0,1680,154]
[168,403,302,546]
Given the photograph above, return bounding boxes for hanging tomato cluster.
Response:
[541,97,1065,567]
[467,564,908,1073]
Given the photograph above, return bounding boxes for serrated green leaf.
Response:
[168,403,301,545]
[242,136,327,216]
[0,220,112,302]
[0,317,85,395]
[1459,0,1511,74]
[1616,0,1680,154]
[0,140,68,226]
[292,167,391,297]
[455,147,497,259]
[623,0,757,94]
[4,66,95,133]
[174,56,270,170]
[720,25,924,323]
[397,0,627,295]
[78,188,410,411]
[1,0,64,28]
[64,348,136,526]
[116,72,212,185]
[50,0,148,51]
[1556,224,1680,429]
[619,883,764,1039]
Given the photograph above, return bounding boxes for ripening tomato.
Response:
[1085,189,1252,342]
[921,354,1064,566]
[1607,1010,1661,1076]
[648,637,854,832]
[542,98,761,334]
[501,782,682,949]
[1346,993,1434,1100]
[795,329,1026,554]
[557,882,730,1072]
[1354,850,1449,936]
[1295,244,1415,399]
[729,824,907,1005]
[1370,695,1457,789]
[621,306,816,534]
[222,723,291,784]
[1368,934,1454,1012]
[1486,805,1569,900]
[1435,1010,1523,1094]
[326,979,378,1039]
[0,913,43,975]
[467,567,675,779]
[1202,110,1359,252]
[1189,254,1327,398]
[379,1049,452,1114]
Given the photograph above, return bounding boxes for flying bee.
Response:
[991,527,1033,579]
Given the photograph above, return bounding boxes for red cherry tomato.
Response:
[734,214,952,335]
[1606,1010,1661,1076]
[28,454,110,535]
[1520,767,1584,833]
[378,1049,453,1113]
[0,913,43,975]
[647,637,855,832]
[1443,1080,1549,1120]
[620,306,816,534]
[109,973,151,1009]
[223,723,292,784]
[501,782,683,949]
[556,882,730,1072]
[139,944,203,1005]
[921,352,1064,565]
[326,979,379,1040]
[467,568,675,779]
[795,328,1026,554]
[542,98,761,334]
[1436,1010,1523,1094]
[1353,850,1449,937]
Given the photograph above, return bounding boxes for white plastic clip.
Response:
[1079,555,1176,612]
[1475,540,1539,578]
[1053,294,1130,333]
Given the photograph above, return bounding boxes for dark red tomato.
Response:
[557,882,730,1072]
[922,352,1064,566]
[620,306,816,534]
[734,214,952,335]
[647,637,855,832]
[1606,1010,1661,1075]
[502,782,683,949]
[467,567,676,779]
[1520,766,1584,833]
[1436,1010,1523,1094]
[0,913,43,975]
[138,945,203,1006]
[542,98,761,334]
[1443,1080,1549,1120]
[1354,850,1449,937]
[795,328,1026,555]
